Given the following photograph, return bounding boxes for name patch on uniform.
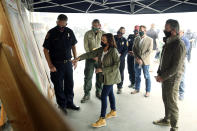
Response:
[67,33,70,37]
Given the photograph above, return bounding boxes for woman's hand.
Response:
[92,57,98,61]
[71,57,80,70]
[95,68,102,73]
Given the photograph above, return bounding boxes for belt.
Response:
[53,60,70,64]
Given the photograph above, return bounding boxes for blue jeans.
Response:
[134,64,151,92]
[179,62,186,97]
[101,85,116,118]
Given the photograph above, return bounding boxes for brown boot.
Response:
[92,117,106,128]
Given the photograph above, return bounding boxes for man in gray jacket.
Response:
[154,19,186,131]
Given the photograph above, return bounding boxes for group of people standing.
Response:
[43,14,186,131]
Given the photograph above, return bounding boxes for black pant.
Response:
[117,58,125,89]
[50,61,74,108]
[127,55,135,85]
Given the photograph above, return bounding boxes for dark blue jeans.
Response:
[50,61,74,108]
[134,64,151,92]
[101,85,116,118]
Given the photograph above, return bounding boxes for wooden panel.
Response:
[0,105,6,127]
[0,43,72,131]
[0,0,24,68]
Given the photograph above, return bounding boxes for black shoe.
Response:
[59,107,68,114]
[67,104,80,111]
[117,89,122,94]
[128,84,135,89]
[81,95,90,103]
[96,92,101,100]
[170,127,178,131]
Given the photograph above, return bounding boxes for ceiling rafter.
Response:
[86,0,95,13]
[161,0,190,13]
[85,0,131,14]
[30,0,197,14]
[135,1,161,13]
[134,0,159,14]
[171,0,197,6]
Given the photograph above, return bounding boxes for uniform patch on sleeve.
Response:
[45,33,50,39]
[126,41,129,47]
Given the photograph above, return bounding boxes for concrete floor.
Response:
[65,81,197,131]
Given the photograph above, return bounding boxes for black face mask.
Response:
[101,42,107,48]
[117,31,124,36]
[164,30,171,37]
[139,31,144,37]
[163,37,167,43]
[58,26,65,32]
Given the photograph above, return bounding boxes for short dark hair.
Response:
[118,27,125,31]
[92,19,100,24]
[57,14,68,21]
[140,25,146,31]
[166,19,180,34]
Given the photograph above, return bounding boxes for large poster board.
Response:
[3,0,51,96]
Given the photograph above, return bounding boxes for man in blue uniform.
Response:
[127,25,139,89]
[114,27,128,94]
[43,14,80,114]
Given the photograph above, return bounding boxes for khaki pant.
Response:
[162,75,182,130]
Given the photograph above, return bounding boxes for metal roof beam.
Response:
[33,4,59,10]
[105,1,130,5]
[86,0,95,13]
[47,1,86,12]
[88,3,130,13]
[135,1,161,13]
[61,5,86,13]
[134,0,159,14]
[86,0,131,14]
[161,0,189,13]
[130,0,135,14]
[61,1,87,6]
[171,0,197,6]
[30,0,51,6]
